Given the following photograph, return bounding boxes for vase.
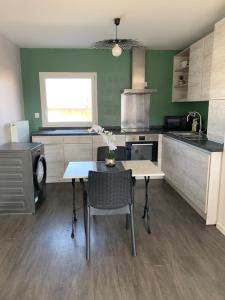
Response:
[105,157,116,167]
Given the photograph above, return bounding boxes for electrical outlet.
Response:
[34,112,40,119]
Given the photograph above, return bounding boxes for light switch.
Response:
[34,112,40,119]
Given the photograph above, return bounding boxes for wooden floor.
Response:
[1,180,225,300]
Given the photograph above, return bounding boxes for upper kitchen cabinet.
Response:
[210,18,225,100]
[187,38,204,100]
[172,33,213,102]
[172,48,189,102]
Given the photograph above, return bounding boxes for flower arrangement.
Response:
[88,125,117,161]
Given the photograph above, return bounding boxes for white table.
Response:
[63,160,165,237]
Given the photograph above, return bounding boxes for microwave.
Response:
[164,116,192,131]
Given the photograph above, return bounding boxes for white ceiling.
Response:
[0,0,225,49]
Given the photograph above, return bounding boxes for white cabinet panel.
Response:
[162,136,209,214]
[201,33,213,100]
[210,18,225,100]
[187,33,213,101]
[187,39,204,100]
[64,143,92,163]
[44,144,64,182]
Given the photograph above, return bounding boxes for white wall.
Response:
[0,32,24,144]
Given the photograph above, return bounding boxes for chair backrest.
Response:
[87,170,133,209]
[97,146,129,161]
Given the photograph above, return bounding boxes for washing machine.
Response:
[0,142,47,214]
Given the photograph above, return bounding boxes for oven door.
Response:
[128,142,158,161]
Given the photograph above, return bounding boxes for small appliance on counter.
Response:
[163,116,192,131]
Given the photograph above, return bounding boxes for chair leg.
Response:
[125,214,129,229]
[83,192,87,235]
[129,204,136,256]
[86,206,90,261]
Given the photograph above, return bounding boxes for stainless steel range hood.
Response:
[121,47,157,129]
[123,47,157,95]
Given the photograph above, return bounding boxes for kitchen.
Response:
[1,1,225,299]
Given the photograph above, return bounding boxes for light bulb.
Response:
[112,44,122,57]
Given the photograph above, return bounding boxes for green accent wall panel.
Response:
[20,48,208,132]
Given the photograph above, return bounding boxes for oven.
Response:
[125,134,158,161]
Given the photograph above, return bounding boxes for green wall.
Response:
[20,48,208,132]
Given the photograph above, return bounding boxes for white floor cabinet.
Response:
[161,136,222,224]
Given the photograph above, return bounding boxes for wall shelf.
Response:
[172,48,190,102]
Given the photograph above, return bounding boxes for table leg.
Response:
[71,178,77,239]
[142,176,151,234]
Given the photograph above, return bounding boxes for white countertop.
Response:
[63,160,165,179]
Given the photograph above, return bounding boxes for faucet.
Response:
[187,111,202,133]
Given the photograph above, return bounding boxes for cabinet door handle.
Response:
[132,143,154,146]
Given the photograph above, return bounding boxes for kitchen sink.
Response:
[169,131,208,140]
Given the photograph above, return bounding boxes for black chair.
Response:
[83,170,136,260]
[97,146,129,161]
[97,145,133,228]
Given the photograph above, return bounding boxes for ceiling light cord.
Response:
[115,24,118,43]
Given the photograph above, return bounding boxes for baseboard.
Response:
[216,223,225,236]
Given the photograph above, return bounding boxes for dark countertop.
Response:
[165,132,224,153]
[31,127,224,153]
[31,126,164,136]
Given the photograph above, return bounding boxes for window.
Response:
[39,72,97,127]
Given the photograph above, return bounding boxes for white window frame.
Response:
[39,72,98,127]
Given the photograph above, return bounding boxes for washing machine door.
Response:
[34,155,47,191]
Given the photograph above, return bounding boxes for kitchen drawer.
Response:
[32,136,64,144]
[63,136,92,144]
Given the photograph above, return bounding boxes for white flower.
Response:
[88,124,104,134]
[88,125,117,151]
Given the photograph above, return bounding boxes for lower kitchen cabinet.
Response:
[32,134,125,183]
[162,136,222,224]
[32,135,93,183]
